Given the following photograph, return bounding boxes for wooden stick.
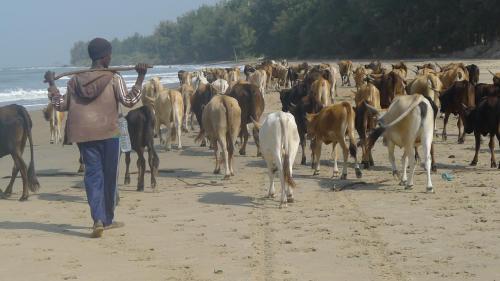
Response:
[45,65,153,82]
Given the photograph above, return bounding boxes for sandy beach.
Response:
[1,60,500,281]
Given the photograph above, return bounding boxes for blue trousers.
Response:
[78,138,119,226]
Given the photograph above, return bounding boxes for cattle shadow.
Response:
[198,191,255,208]
[0,221,89,238]
[245,159,267,168]
[158,168,204,179]
[180,149,213,157]
[37,193,86,203]
[316,176,388,192]
[2,169,81,179]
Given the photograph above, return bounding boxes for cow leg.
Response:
[50,121,55,144]
[405,146,416,190]
[11,153,29,201]
[312,139,322,176]
[388,142,399,180]
[470,131,481,166]
[457,116,465,144]
[176,123,182,150]
[164,125,172,151]
[158,124,164,145]
[190,112,196,131]
[239,125,249,156]
[136,149,145,191]
[213,138,221,174]
[124,152,131,185]
[442,113,450,141]
[276,155,288,208]
[3,165,19,198]
[338,139,350,180]
[300,134,307,165]
[369,147,375,167]
[219,138,230,180]
[266,162,276,198]
[399,147,408,186]
[148,146,159,190]
[77,155,85,173]
[252,126,261,157]
[430,143,437,172]
[422,139,434,193]
[331,144,339,177]
[489,134,497,168]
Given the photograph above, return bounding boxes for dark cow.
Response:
[475,83,500,104]
[287,62,309,86]
[370,71,407,108]
[0,104,40,200]
[365,60,384,74]
[124,105,159,191]
[463,93,500,168]
[439,80,476,143]
[355,102,378,169]
[228,82,265,156]
[466,64,480,86]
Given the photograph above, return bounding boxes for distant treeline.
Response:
[70,0,500,66]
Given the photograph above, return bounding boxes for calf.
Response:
[306,102,362,179]
[463,95,500,168]
[255,112,300,207]
[0,105,40,200]
[439,80,475,143]
[228,82,265,156]
[368,95,435,193]
[42,102,65,144]
[196,95,241,179]
[124,106,159,191]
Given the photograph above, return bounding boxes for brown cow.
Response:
[228,82,265,156]
[353,65,367,90]
[178,70,192,86]
[179,84,195,132]
[392,61,408,79]
[439,80,476,143]
[306,102,362,179]
[370,71,407,109]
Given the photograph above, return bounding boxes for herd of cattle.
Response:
[0,60,499,206]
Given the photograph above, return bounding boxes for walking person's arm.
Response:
[114,63,148,108]
[44,71,69,111]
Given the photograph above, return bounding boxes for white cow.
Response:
[211,78,229,95]
[367,94,435,193]
[255,111,300,207]
[249,70,267,95]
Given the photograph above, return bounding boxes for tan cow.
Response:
[249,70,267,95]
[178,70,192,86]
[142,77,184,150]
[438,63,469,89]
[309,76,331,110]
[179,84,195,132]
[227,67,241,83]
[42,102,65,144]
[353,65,367,90]
[196,95,241,179]
[392,61,408,79]
[338,60,353,86]
[306,102,362,179]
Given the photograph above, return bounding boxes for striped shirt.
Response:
[113,73,143,108]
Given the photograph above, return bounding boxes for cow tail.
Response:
[171,96,181,141]
[280,115,296,189]
[18,106,40,192]
[344,103,357,159]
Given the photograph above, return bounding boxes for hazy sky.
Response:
[0,0,219,67]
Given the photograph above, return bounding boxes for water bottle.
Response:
[118,114,132,153]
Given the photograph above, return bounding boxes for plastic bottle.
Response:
[118,114,132,153]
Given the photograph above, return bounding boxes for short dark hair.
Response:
[88,38,112,61]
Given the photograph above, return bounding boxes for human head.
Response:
[88,38,112,67]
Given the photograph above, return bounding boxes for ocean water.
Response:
[0,63,234,110]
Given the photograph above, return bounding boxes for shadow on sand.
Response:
[0,221,89,238]
[198,191,256,208]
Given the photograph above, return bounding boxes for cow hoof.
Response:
[491,162,497,168]
[279,202,287,209]
[404,184,414,190]
[3,190,12,198]
[399,180,407,186]
[267,193,276,198]
[223,175,231,180]
[431,165,438,173]
[362,161,370,169]
[470,161,478,166]
[239,149,246,156]
[313,170,320,176]
[340,174,347,180]
[50,140,54,144]
[458,139,464,144]
[137,186,144,192]
[286,196,294,203]
[124,177,131,185]
[355,168,363,179]
[213,169,221,174]
[256,152,262,157]
[392,171,400,179]
[151,183,157,190]
[331,171,339,178]
[19,195,29,201]
[426,187,435,193]
[301,158,306,165]
[200,143,207,147]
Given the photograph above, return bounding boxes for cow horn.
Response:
[488,69,496,76]
[411,69,418,74]
[364,101,380,116]
[435,62,442,70]
[250,117,261,130]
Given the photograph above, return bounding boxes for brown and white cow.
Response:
[338,60,353,86]
[43,102,65,144]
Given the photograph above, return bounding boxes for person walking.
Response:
[45,37,148,238]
